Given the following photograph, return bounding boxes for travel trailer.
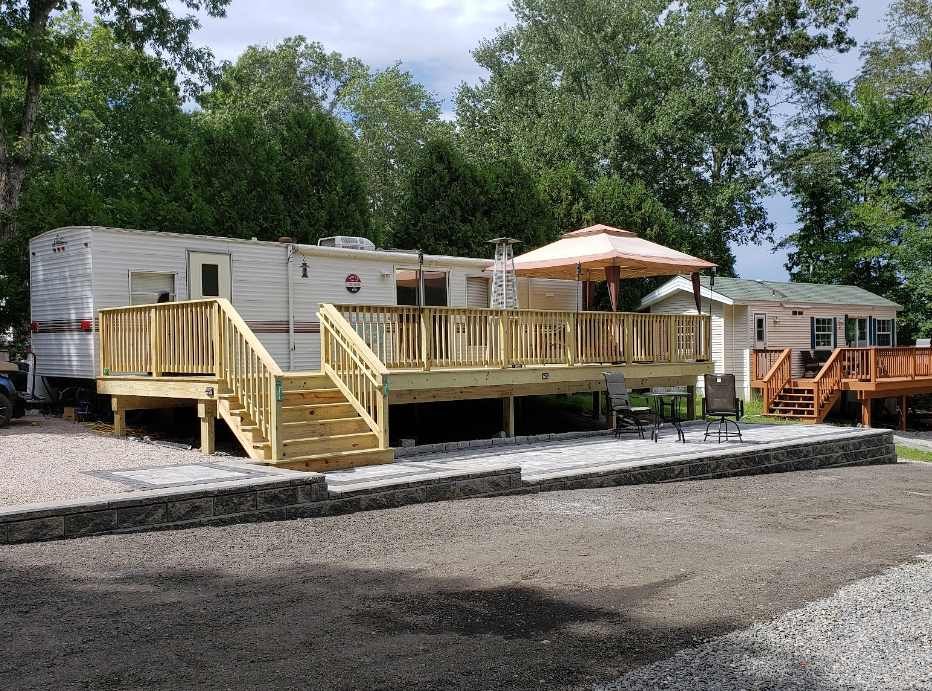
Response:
[29,226,580,390]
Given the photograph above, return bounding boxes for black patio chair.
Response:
[702,373,743,443]
[801,350,821,378]
[602,372,651,439]
[814,350,832,366]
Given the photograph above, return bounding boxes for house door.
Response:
[854,317,869,348]
[189,252,232,300]
[754,313,767,349]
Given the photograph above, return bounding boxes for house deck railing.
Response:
[332,304,711,371]
[751,347,932,384]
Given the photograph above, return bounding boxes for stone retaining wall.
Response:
[0,467,523,545]
[0,430,896,545]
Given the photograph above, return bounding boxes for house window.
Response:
[877,319,893,347]
[814,318,834,348]
[130,272,175,305]
[755,315,766,343]
[792,310,804,316]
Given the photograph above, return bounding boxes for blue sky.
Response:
[183,0,891,280]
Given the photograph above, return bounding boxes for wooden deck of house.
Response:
[751,346,932,427]
[96,299,713,471]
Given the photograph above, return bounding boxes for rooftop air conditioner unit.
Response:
[317,236,376,251]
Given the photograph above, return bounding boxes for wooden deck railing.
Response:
[332,305,711,371]
[319,304,390,449]
[812,349,843,413]
[752,349,785,381]
[842,346,932,382]
[99,299,284,459]
[759,348,792,414]
[752,346,932,385]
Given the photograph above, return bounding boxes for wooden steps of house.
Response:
[266,447,396,472]
[765,380,843,424]
[282,402,358,423]
[216,375,394,470]
[283,416,371,438]
[282,431,379,458]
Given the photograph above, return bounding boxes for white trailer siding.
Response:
[30,226,583,381]
[30,228,96,379]
[90,229,289,375]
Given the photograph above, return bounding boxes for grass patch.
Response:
[739,396,800,425]
[536,392,594,413]
[895,445,932,463]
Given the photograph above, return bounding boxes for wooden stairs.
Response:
[767,380,842,424]
[217,372,394,471]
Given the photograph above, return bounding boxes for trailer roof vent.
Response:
[318,236,376,252]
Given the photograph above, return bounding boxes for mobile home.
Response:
[29,226,580,388]
[639,275,932,430]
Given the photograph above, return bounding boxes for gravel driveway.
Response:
[2,462,931,690]
[0,411,210,505]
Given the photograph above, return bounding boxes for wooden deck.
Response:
[97,300,713,471]
[751,346,932,426]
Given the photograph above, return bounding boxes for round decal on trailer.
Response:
[345,273,362,294]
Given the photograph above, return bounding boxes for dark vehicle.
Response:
[0,363,27,427]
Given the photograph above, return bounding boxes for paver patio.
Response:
[323,422,889,492]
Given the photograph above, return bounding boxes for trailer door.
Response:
[188,252,232,300]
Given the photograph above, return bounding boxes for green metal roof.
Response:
[698,276,901,308]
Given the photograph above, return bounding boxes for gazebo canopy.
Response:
[492,224,717,312]
[508,224,716,280]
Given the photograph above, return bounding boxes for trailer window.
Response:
[395,269,448,307]
[201,263,220,297]
[130,272,176,305]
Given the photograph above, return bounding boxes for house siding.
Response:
[649,293,722,393]
[649,287,899,396]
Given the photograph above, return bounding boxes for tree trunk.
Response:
[1,160,28,242]
[0,1,57,242]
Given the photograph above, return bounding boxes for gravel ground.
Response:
[2,463,931,691]
[598,556,932,690]
[0,410,211,505]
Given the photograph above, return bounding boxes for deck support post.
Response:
[899,395,907,431]
[591,391,601,420]
[861,396,872,427]
[112,397,126,437]
[503,396,515,437]
[198,400,217,455]
[686,385,696,421]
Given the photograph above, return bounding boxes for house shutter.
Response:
[844,314,849,345]
[833,317,838,348]
[810,317,816,349]
[893,320,897,347]
[869,317,876,346]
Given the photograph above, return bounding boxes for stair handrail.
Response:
[99,298,284,459]
[318,303,390,449]
[760,348,792,414]
[811,348,843,415]
[213,299,284,459]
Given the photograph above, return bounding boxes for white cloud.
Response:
[186,0,514,104]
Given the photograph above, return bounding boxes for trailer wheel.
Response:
[0,393,12,428]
